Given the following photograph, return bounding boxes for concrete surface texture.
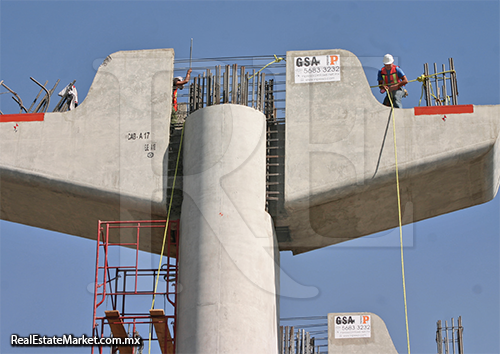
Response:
[0,49,174,252]
[177,104,280,354]
[280,48,500,254]
[328,312,398,354]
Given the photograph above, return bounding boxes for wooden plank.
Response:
[105,310,133,354]
[149,309,174,354]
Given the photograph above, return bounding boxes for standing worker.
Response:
[378,54,408,108]
[172,68,192,112]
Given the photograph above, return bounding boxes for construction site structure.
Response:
[1,48,500,353]
[92,220,179,354]
[436,317,464,354]
[279,312,398,354]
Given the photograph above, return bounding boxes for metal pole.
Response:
[28,78,49,113]
[193,76,198,111]
[424,63,431,106]
[260,73,266,113]
[189,83,194,113]
[245,72,249,106]
[434,63,440,105]
[215,66,220,105]
[437,320,443,354]
[445,320,450,354]
[458,316,463,354]
[202,71,206,109]
[240,66,245,105]
[450,58,458,105]
[451,318,456,354]
[224,65,230,103]
[206,69,212,106]
[1,82,28,113]
[301,330,304,354]
[442,64,448,105]
[251,69,256,109]
[231,63,238,104]
[189,38,193,69]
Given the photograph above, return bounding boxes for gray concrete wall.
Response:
[0,49,174,252]
[178,104,279,354]
[281,49,500,254]
[328,312,398,354]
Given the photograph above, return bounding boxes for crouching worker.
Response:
[378,54,408,108]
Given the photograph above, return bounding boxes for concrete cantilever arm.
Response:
[0,49,175,253]
[280,49,500,254]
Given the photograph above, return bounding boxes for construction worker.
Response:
[378,54,408,108]
[172,68,192,112]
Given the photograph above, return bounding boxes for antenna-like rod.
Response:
[189,38,193,69]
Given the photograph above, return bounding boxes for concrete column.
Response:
[178,104,279,354]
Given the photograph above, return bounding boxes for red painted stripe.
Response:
[0,113,45,123]
[414,104,474,116]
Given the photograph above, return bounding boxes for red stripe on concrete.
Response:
[0,113,45,123]
[414,104,474,116]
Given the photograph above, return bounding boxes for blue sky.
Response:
[1,1,499,354]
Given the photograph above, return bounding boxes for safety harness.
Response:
[381,65,402,86]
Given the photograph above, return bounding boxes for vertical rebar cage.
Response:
[436,317,464,354]
[177,57,286,217]
[188,63,278,119]
[91,220,180,354]
[423,58,459,106]
[280,317,328,354]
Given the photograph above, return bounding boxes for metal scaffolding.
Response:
[91,220,179,354]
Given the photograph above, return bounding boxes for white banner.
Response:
[294,55,340,83]
[334,315,371,339]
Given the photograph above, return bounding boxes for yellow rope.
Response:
[387,93,411,354]
[248,55,285,79]
[148,122,185,354]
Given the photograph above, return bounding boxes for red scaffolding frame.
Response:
[91,220,179,354]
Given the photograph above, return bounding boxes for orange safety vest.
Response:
[381,65,402,86]
[173,88,178,112]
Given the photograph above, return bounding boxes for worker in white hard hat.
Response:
[377,54,408,108]
[173,68,192,112]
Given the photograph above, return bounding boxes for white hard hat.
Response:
[174,76,183,81]
[383,54,394,65]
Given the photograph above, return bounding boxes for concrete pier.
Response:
[178,104,280,353]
